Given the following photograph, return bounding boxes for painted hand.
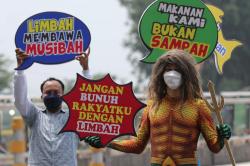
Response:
[84,136,103,148]
[216,124,232,148]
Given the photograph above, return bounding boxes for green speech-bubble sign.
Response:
[139,0,218,63]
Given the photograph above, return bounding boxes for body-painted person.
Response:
[85,49,231,166]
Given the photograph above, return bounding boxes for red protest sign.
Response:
[60,74,146,146]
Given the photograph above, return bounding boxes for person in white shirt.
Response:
[14,48,91,166]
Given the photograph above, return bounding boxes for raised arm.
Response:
[14,49,38,126]
[75,48,92,79]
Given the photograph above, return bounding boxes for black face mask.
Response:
[43,94,62,112]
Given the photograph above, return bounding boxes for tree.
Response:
[199,0,250,91]
[0,54,12,93]
[119,0,250,92]
[119,0,154,86]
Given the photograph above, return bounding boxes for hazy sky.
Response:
[0,0,141,97]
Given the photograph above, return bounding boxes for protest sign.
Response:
[15,11,91,70]
[60,74,146,146]
[139,0,218,63]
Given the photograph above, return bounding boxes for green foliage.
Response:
[119,0,154,84]
[119,0,250,92]
[0,54,12,93]
[201,0,250,91]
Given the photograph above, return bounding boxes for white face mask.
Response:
[163,70,182,90]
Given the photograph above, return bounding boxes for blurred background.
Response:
[0,0,250,165]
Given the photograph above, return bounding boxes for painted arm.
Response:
[108,104,151,154]
[198,99,222,153]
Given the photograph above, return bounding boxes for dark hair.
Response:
[40,77,65,93]
[148,49,203,108]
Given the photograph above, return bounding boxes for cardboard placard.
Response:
[15,11,91,70]
[207,5,242,74]
[139,0,218,63]
[60,74,146,146]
